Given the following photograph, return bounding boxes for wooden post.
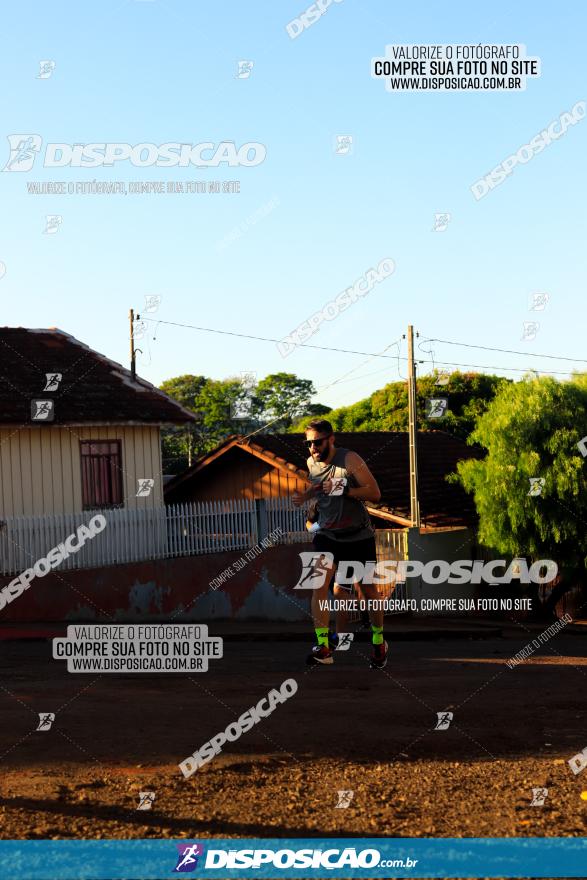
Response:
[407,325,421,528]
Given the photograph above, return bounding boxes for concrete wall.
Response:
[406,527,481,614]
[0,543,313,623]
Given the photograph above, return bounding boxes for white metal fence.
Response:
[266,497,310,544]
[0,499,407,578]
[0,508,168,575]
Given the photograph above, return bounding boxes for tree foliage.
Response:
[289,371,508,436]
[252,373,315,430]
[452,374,587,571]
[160,371,321,471]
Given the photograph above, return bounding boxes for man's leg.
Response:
[360,581,388,667]
[354,583,371,628]
[357,538,388,668]
[306,554,336,665]
[310,564,336,642]
[360,582,384,630]
[333,582,350,634]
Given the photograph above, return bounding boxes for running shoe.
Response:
[370,640,388,669]
[307,645,334,665]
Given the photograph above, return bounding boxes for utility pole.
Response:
[129,308,137,380]
[406,325,421,528]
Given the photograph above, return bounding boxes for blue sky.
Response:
[0,0,585,409]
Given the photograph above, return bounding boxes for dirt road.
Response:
[0,630,586,844]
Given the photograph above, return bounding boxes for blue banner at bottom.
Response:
[0,838,586,879]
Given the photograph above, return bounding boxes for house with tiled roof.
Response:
[0,327,196,575]
[0,327,195,516]
[164,431,483,531]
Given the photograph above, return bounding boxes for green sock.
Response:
[315,627,329,647]
[372,625,384,646]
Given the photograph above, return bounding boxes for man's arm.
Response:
[292,457,319,507]
[343,451,381,503]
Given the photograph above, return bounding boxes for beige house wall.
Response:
[0,424,163,516]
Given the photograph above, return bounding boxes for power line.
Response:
[143,318,580,377]
[424,337,587,364]
[418,358,572,377]
[143,318,397,359]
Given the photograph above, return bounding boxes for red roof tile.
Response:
[0,327,196,425]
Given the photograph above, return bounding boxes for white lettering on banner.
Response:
[203,846,416,870]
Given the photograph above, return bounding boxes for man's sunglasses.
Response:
[303,435,332,449]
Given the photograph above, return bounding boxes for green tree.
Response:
[289,371,508,436]
[159,374,208,472]
[252,373,316,430]
[452,374,587,615]
[160,374,208,410]
[196,378,252,449]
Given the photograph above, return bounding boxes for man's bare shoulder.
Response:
[344,449,366,470]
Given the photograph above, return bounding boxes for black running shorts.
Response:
[312,533,377,571]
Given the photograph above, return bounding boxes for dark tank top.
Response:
[307,446,373,542]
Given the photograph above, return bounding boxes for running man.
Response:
[292,419,388,668]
